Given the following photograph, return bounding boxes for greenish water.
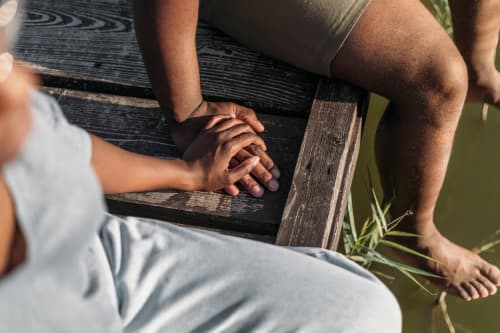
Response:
[350,56,500,332]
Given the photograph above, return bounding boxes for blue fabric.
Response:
[100,216,402,333]
[0,91,121,333]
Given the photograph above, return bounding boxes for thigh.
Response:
[99,216,401,333]
[332,0,464,103]
[200,0,370,77]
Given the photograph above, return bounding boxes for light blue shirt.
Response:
[0,91,121,333]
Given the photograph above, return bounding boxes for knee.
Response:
[353,282,402,333]
[316,276,401,332]
[416,52,468,126]
[425,53,468,104]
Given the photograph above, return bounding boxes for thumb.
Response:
[228,156,260,184]
[235,107,265,133]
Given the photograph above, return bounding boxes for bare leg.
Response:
[450,0,500,107]
[332,0,500,300]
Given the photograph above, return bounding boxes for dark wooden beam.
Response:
[276,79,365,249]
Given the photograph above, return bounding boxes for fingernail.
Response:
[252,186,264,197]
[271,167,281,179]
[267,179,279,191]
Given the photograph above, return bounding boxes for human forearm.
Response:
[132,0,280,198]
[90,135,196,194]
[133,0,202,122]
[0,174,16,277]
[90,117,262,195]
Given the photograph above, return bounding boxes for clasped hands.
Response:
[173,101,280,197]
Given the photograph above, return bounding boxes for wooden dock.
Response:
[14,0,367,250]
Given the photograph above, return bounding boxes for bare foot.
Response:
[393,226,500,301]
[449,0,500,108]
[464,57,500,108]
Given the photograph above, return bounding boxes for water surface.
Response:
[350,50,500,333]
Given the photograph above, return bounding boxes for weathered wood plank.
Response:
[326,96,365,250]
[43,88,306,234]
[15,0,317,115]
[275,79,365,249]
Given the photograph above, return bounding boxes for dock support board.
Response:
[276,79,366,250]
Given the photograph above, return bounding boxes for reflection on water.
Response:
[350,53,500,332]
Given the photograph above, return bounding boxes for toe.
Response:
[478,275,497,296]
[480,263,500,286]
[454,284,472,301]
[462,282,480,300]
[470,280,489,298]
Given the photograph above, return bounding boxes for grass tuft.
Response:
[342,190,440,295]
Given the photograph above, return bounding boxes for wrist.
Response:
[166,159,203,192]
[170,101,209,151]
[172,99,205,123]
[184,160,210,192]
[163,95,205,124]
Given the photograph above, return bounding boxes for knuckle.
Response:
[262,158,274,169]
[239,176,252,187]
[236,132,250,142]
[256,153,273,169]
[223,173,232,186]
[211,115,224,122]
[246,144,260,155]
[243,132,256,139]
[230,119,242,127]
[227,102,238,111]
[258,171,272,183]
[241,124,253,133]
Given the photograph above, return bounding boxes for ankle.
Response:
[394,212,438,236]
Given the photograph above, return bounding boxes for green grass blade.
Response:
[370,187,388,232]
[388,210,413,231]
[369,256,438,294]
[370,203,384,238]
[368,223,381,249]
[367,251,442,279]
[396,266,436,296]
[347,195,357,241]
[380,240,439,263]
[342,217,354,253]
[386,231,421,238]
[359,217,374,240]
[347,255,369,266]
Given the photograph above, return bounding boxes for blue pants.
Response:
[99,216,402,333]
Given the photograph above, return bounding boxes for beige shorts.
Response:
[200,0,371,77]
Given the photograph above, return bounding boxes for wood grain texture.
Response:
[43,88,306,235]
[18,0,368,245]
[15,0,318,115]
[275,79,366,249]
